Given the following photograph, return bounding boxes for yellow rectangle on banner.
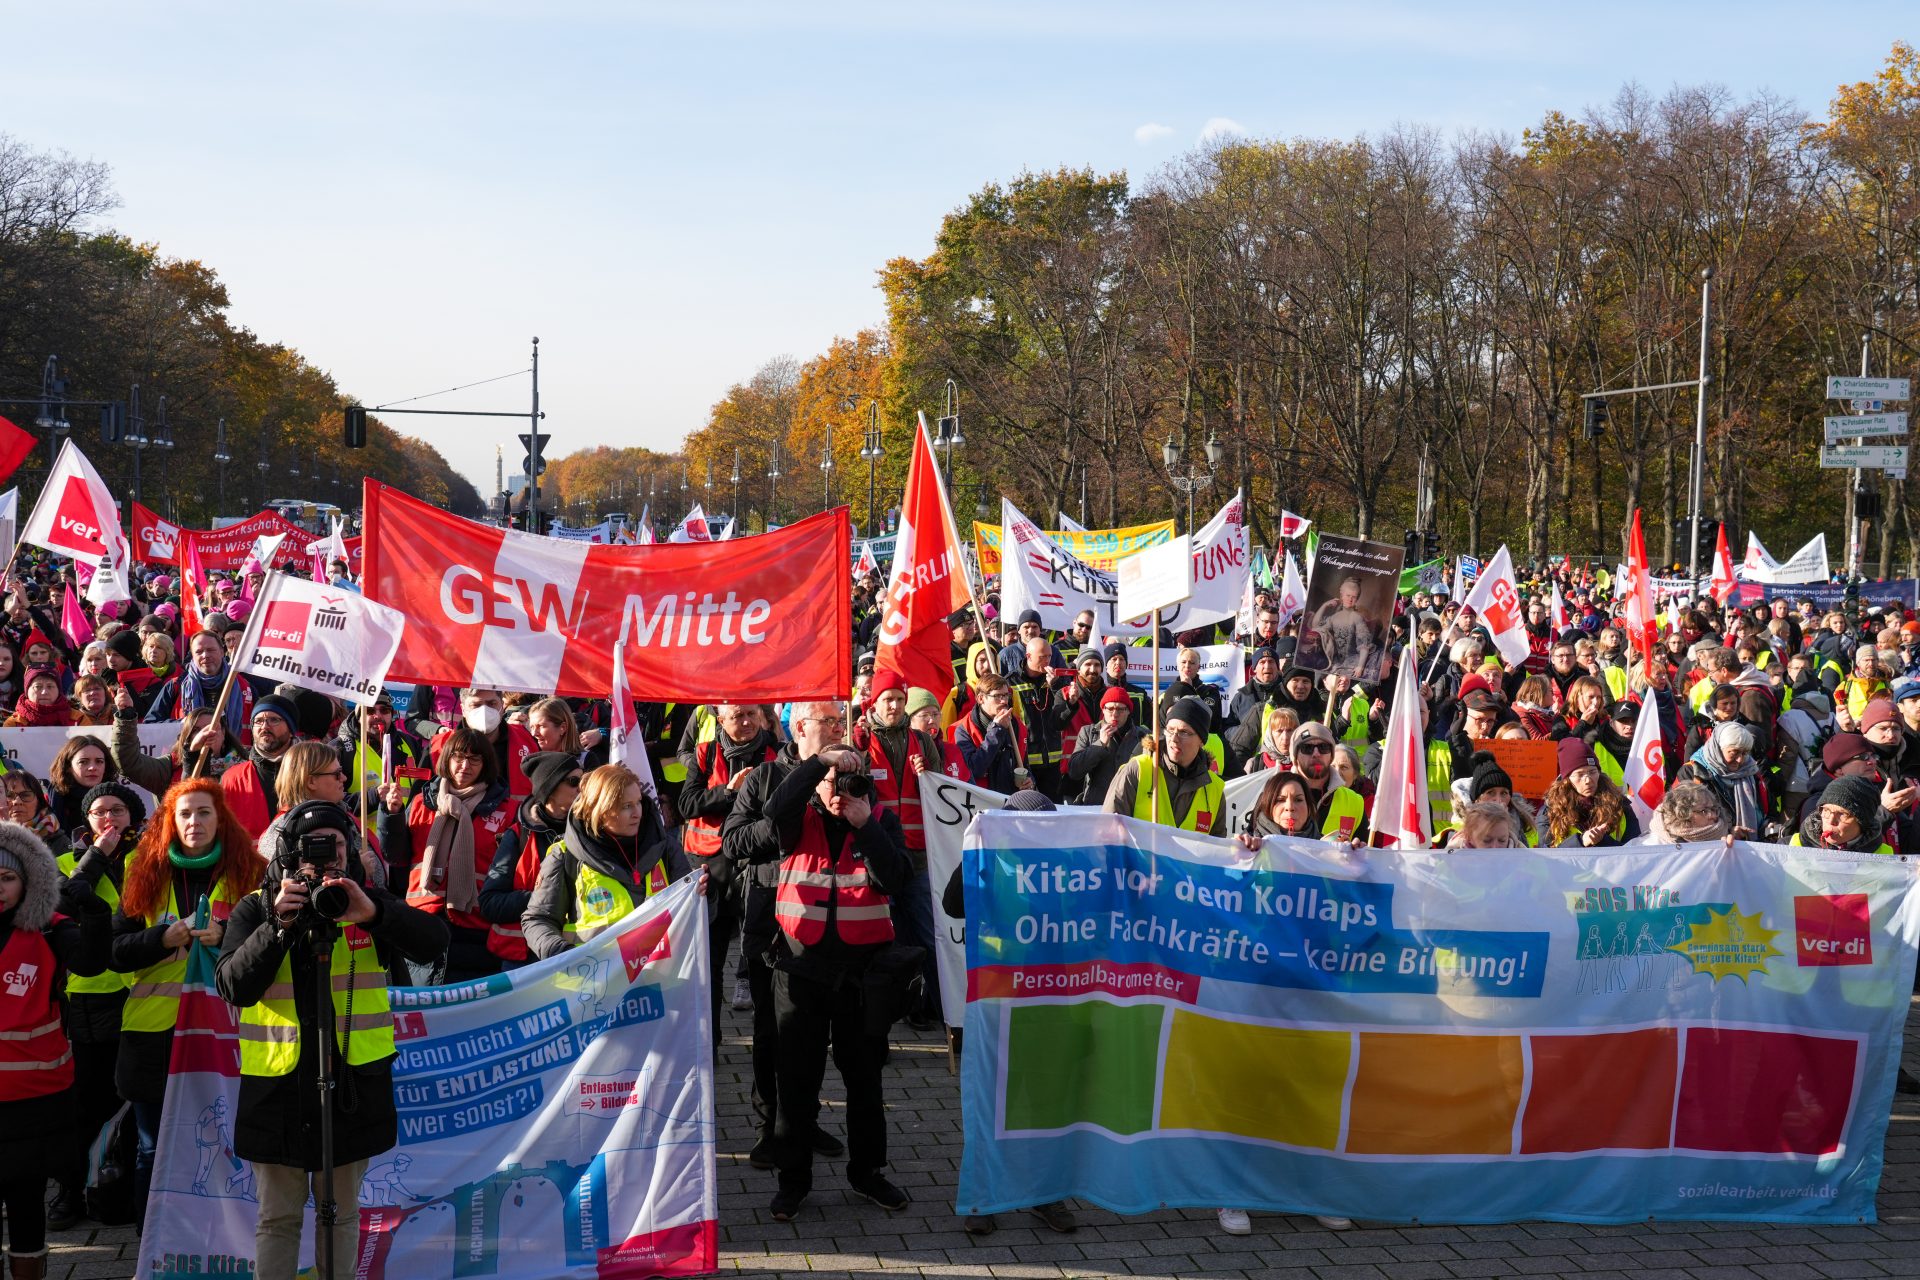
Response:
[974,519,1176,577]
[1159,1012,1348,1149]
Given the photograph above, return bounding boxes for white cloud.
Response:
[1133,122,1174,145]
[1198,116,1246,144]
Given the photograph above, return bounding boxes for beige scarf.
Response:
[420,781,487,914]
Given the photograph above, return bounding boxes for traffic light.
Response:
[1402,529,1420,564]
[1856,485,1882,522]
[343,405,368,449]
[1422,529,1441,562]
[520,431,549,479]
[99,402,125,443]
[1582,397,1609,439]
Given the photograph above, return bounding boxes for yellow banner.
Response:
[973,519,1176,577]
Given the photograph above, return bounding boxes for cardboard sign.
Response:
[1471,736,1559,803]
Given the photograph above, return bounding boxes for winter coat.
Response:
[520,812,689,960]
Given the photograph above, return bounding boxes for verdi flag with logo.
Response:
[21,439,125,566]
[874,412,973,699]
[235,571,408,707]
[135,876,717,1280]
[0,414,35,485]
[363,481,849,702]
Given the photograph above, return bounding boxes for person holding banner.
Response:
[378,724,513,984]
[478,752,580,968]
[752,745,914,1222]
[215,799,449,1280]
[520,762,692,960]
[1543,739,1641,847]
[108,779,264,1230]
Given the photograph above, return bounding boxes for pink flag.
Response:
[1372,647,1431,848]
[60,584,93,648]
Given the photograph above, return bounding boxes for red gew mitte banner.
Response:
[362,482,851,701]
[131,501,183,565]
[175,511,318,572]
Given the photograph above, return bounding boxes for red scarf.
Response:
[10,694,72,727]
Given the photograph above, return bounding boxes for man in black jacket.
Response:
[747,746,914,1222]
[678,703,779,1032]
[719,701,850,1173]
[215,801,448,1280]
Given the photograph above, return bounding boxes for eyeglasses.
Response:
[803,714,847,729]
[1294,742,1333,756]
[316,768,346,781]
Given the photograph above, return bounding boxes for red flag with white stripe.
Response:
[1372,647,1431,848]
[1462,545,1528,665]
[1623,509,1658,676]
[609,636,660,804]
[873,413,973,698]
[1709,523,1735,604]
[1279,510,1311,540]
[1549,581,1568,633]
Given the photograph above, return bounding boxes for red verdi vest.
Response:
[854,723,942,852]
[774,807,895,948]
[682,738,778,859]
[0,920,74,1100]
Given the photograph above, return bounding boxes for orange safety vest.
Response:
[774,807,895,948]
[682,738,778,858]
[854,724,941,852]
[0,920,74,1100]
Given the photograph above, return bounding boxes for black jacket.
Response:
[676,728,779,873]
[215,882,448,1168]
[1064,721,1147,806]
[478,795,569,935]
[61,837,134,1043]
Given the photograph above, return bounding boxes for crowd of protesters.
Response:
[6,529,1919,1275]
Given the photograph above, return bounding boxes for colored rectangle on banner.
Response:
[1521,1029,1678,1153]
[1675,1027,1858,1155]
[1346,1032,1523,1155]
[1160,1013,1347,1149]
[1003,1001,1162,1135]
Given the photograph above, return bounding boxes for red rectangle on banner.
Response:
[362,482,850,701]
[1674,1027,1857,1155]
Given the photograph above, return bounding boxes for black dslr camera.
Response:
[834,771,873,799]
[286,832,353,925]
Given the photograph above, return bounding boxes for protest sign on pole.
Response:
[363,481,850,701]
[235,571,408,706]
[1292,533,1402,681]
[1469,737,1559,804]
[956,812,1920,1223]
[135,876,716,1280]
[973,518,1174,576]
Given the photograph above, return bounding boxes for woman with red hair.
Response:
[108,778,263,1229]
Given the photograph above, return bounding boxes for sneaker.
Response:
[1217,1208,1251,1236]
[748,1136,775,1170]
[810,1127,844,1158]
[963,1214,998,1235]
[731,977,753,1012]
[46,1183,84,1231]
[1027,1201,1077,1233]
[1316,1215,1354,1231]
[850,1173,910,1212]
[769,1188,806,1222]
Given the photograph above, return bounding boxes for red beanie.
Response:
[870,669,906,696]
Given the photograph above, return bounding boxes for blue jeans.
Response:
[892,861,939,1020]
[133,1098,166,1175]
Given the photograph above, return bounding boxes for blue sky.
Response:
[4,2,1910,498]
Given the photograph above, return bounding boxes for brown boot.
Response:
[7,1249,48,1280]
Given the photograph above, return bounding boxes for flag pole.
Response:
[357,703,371,843]
[192,570,271,777]
[1149,607,1161,817]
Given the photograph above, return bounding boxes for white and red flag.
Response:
[130,501,182,565]
[1549,581,1568,633]
[609,634,661,804]
[22,440,125,567]
[1279,509,1311,540]
[1371,647,1431,848]
[854,541,879,579]
[1708,523,1736,604]
[233,571,407,706]
[1274,551,1307,629]
[363,481,849,701]
[873,412,973,699]
[1462,544,1528,665]
[1623,683,1668,830]
[668,504,712,543]
[1623,508,1658,675]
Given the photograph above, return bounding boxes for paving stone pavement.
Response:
[47,985,1920,1279]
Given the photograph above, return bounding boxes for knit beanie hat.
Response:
[81,781,146,831]
[1166,696,1212,736]
[521,752,578,807]
[1821,775,1885,844]
[905,688,940,719]
[1557,736,1597,777]
[105,630,143,665]
[1468,751,1514,801]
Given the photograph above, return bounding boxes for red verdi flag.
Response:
[1709,522,1736,605]
[21,439,123,566]
[0,415,35,485]
[874,413,972,698]
[363,481,850,701]
[1624,508,1658,675]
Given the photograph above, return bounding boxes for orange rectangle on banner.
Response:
[1347,1032,1523,1155]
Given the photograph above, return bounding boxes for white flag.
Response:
[1462,545,1529,666]
[0,489,17,572]
[854,541,879,578]
[1623,690,1667,829]
[249,530,288,571]
[668,504,712,544]
[1549,581,1567,633]
[1372,647,1431,848]
[1056,510,1088,534]
[609,638,660,804]
[1274,552,1306,629]
[636,504,656,545]
[235,571,407,707]
[21,440,125,568]
[1279,510,1311,540]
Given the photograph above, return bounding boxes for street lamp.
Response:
[935,380,963,492]
[730,447,742,528]
[125,384,149,505]
[255,425,270,507]
[766,443,784,530]
[35,356,70,438]
[213,417,232,513]
[819,439,835,511]
[858,400,885,538]
[1163,432,1225,533]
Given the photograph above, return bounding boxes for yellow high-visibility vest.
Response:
[237,897,394,1076]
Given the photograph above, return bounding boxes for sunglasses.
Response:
[1294,742,1333,756]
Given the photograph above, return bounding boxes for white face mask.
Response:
[465,703,503,734]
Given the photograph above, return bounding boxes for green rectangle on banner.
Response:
[1004,1001,1162,1134]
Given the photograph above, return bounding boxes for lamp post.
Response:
[730,448,742,529]
[766,443,783,530]
[858,400,884,538]
[35,356,70,440]
[125,384,150,505]
[255,426,270,508]
[935,380,963,494]
[213,418,232,513]
[1162,432,1225,533]
[819,439,834,511]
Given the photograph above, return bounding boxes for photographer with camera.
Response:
[216,799,449,1280]
[750,744,914,1223]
